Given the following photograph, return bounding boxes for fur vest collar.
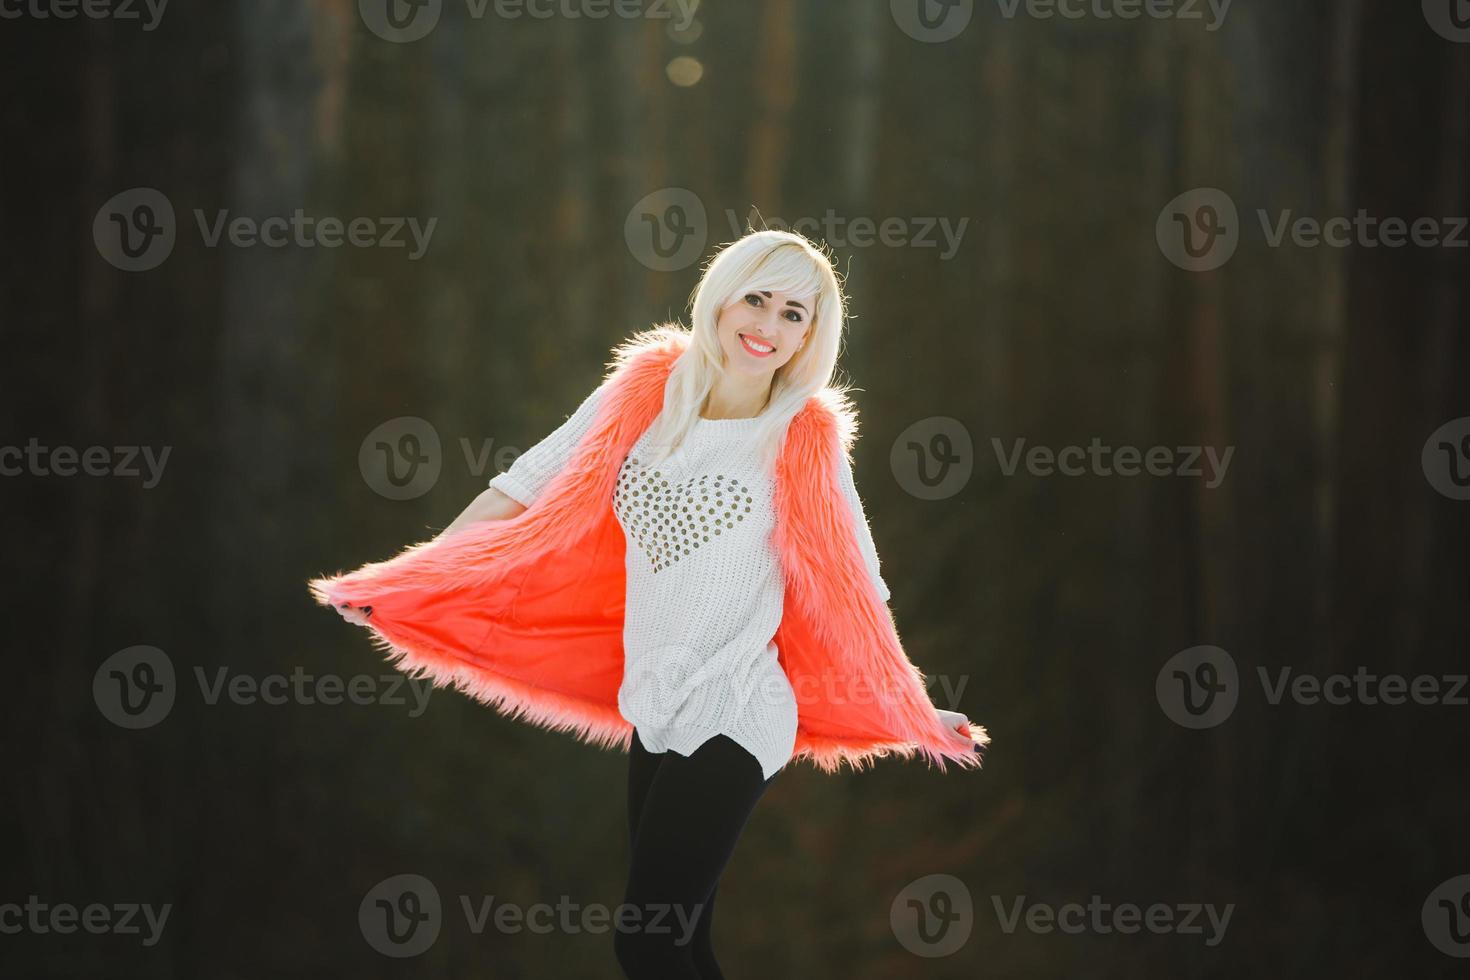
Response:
[309,326,986,775]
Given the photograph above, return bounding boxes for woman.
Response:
[312,229,986,977]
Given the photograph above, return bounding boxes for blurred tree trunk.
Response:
[1313,0,1363,657]
[208,0,329,964]
[747,0,796,211]
[51,18,117,894]
[1399,42,1469,656]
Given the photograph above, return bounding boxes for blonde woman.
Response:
[313,229,985,977]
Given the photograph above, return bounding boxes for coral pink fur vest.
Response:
[309,326,987,775]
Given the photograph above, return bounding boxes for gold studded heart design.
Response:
[613,456,754,573]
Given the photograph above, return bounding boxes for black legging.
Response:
[615,729,779,979]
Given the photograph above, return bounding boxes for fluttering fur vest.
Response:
[308,325,987,775]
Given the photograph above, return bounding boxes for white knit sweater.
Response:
[488,384,891,780]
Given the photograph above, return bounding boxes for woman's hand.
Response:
[935,708,977,748]
[334,602,373,627]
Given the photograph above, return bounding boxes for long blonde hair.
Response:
[636,229,853,472]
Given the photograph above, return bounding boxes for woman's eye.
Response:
[744,293,762,306]
[784,309,803,322]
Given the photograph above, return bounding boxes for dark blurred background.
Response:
[4,0,1469,976]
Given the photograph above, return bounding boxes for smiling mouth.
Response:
[739,333,775,357]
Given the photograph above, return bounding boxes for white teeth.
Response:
[741,334,774,353]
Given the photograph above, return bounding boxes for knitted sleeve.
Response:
[837,454,893,603]
[487,383,605,506]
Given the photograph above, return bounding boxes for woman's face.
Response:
[714,289,814,378]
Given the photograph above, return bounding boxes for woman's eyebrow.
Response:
[759,290,809,313]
